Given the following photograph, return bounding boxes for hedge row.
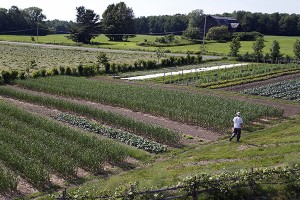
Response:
[0,54,203,83]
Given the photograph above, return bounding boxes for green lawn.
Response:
[1,34,299,56]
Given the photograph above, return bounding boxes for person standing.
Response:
[230,112,243,142]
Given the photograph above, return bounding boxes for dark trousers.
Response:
[230,128,241,141]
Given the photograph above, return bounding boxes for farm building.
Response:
[200,15,242,34]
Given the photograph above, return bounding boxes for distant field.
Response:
[0,34,299,56]
[0,42,158,72]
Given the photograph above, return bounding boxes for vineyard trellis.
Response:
[55,166,300,200]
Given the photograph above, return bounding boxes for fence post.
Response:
[249,167,255,199]
[192,181,199,200]
[62,188,67,200]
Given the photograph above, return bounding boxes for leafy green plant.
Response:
[54,113,167,153]
[244,78,300,101]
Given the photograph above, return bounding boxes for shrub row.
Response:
[232,31,263,41]
[0,54,203,83]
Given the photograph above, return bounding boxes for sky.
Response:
[1,0,299,21]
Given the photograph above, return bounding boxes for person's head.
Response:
[236,112,241,117]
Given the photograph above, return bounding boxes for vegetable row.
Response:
[14,76,283,131]
[54,113,167,153]
[0,86,180,145]
[244,78,300,101]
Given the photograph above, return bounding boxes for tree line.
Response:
[1,3,300,42]
[0,6,49,35]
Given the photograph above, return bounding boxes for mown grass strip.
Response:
[0,86,180,145]
[14,76,283,131]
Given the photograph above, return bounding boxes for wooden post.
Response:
[61,188,67,200]
[192,182,199,200]
[249,167,255,199]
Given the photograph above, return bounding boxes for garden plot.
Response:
[122,63,249,80]
[244,78,300,101]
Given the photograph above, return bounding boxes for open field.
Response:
[0,41,300,199]
[0,34,300,56]
[0,42,159,72]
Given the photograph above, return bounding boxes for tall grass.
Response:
[15,76,283,131]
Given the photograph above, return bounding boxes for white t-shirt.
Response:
[233,116,243,128]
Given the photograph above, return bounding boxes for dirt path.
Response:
[2,85,221,142]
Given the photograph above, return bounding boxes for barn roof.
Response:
[210,15,240,29]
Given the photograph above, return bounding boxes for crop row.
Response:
[14,76,283,132]
[0,165,18,193]
[244,78,300,101]
[0,86,180,145]
[0,101,143,190]
[151,63,300,88]
[54,113,167,153]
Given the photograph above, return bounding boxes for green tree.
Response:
[66,6,100,44]
[23,7,46,24]
[24,7,48,37]
[183,9,203,41]
[97,52,109,69]
[206,25,230,42]
[229,37,241,57]
[183,27,201,41]
[156,47,165,64]
[102,2,136,41]
[270,40,281,63]
[293,39,300,60]
[253,36,265,62]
